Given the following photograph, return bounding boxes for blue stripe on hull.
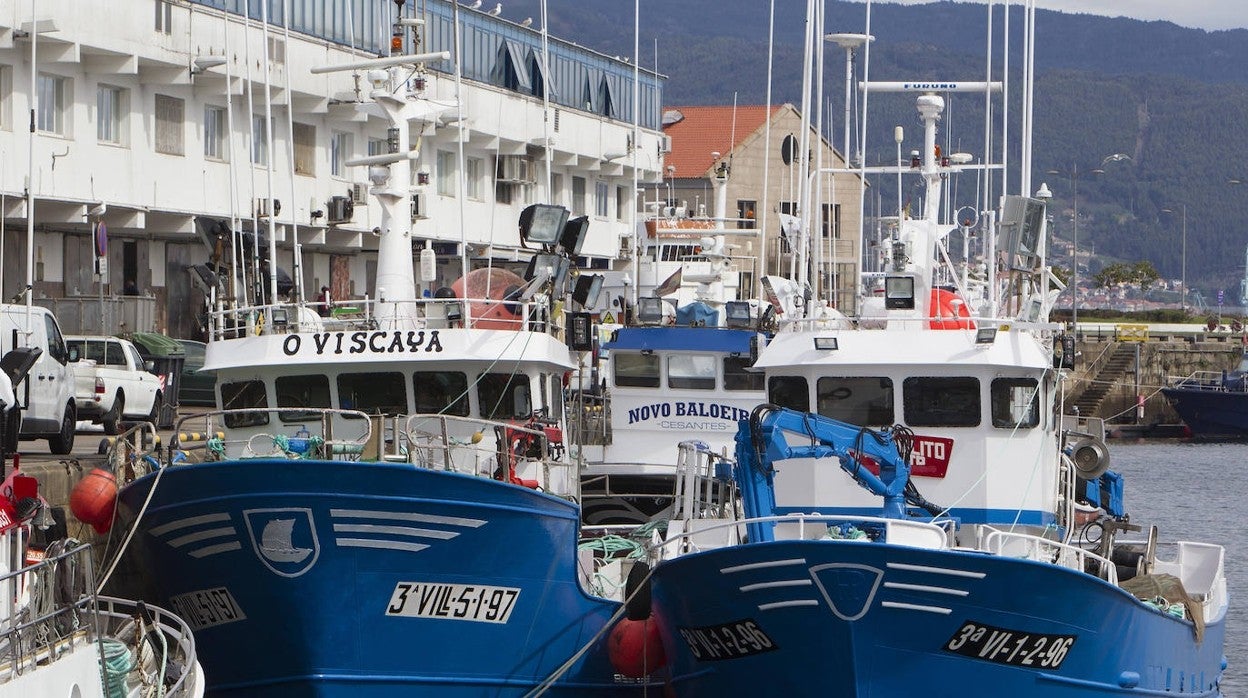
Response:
[650,541,1225,697]
[113,459,656,697]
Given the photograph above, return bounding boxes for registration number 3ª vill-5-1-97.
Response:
[385,582,521,624]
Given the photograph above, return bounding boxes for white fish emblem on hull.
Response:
[244,508,320,577]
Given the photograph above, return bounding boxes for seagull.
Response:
[520,17,532,27]
[488,3,502,16]
[467,0,481,8]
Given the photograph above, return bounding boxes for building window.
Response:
[439,151,459,197]
[329,131,352,178]
[155,0,172,34]
[36,73,67,135]
[154,94,184,155]
[822,203,841,239]
[594,181,609,218]
[367,138,386,156]
[572,176,587,214]
[97,85,125,145]
[251,115,270,166]
[616,185,628,220]
[465,157,482,200]
[737,200,757,229]
[436,150,455,197]
[293,122,315,176]
[495,181,515,205]
[203,105,227,161]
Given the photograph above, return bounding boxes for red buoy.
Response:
[608,617,666,677]
[69,468,118,534]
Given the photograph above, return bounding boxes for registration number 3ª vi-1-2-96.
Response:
[944,621,1076,669]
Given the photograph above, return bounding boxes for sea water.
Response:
[1112,441,1244,692]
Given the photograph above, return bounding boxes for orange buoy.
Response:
[929,288,975,330]
[69,468,117,534]
[608,617,666,678]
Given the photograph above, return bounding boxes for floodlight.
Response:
[637,297,664,325]
[518,204,570,245]
[724,301,753,329]
[572,274,605,308]
[559,215,591,256]
[884,276,915,310]
[813,337,839,350]
[976,327,998,345]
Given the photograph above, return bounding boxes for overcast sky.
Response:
[849,1,1248,32]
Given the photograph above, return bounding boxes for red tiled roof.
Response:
[663,105,783,178]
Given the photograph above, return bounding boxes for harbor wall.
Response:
[1072,331,1244,426]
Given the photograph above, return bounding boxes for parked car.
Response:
[177,339,216,407]
[66,335,161,435]
[0,304,77,453]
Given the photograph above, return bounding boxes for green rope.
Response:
[100,637,133,698]
[206,436,226,458]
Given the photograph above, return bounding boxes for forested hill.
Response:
[501,0,1248,293]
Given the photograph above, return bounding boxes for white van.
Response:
[0,304,77,453]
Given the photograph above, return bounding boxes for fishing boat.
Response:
[577,189,773,526]
[1161,350,1248,438]
[0,457,203,698]
[103,20,664,698]
[634,7,1229,696]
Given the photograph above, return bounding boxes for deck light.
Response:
[814,337,839,351]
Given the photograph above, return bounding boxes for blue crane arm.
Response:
[733,406,914,530]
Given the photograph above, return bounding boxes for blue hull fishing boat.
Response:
[636,5,1229,696]
[118,459,633,696]
[1162,351,1248,438]
[106,5,664,695]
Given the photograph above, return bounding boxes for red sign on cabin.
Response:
[850,435,954,479]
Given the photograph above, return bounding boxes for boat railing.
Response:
[775,315,1057,333]
[653,513,954,560]
[1167,370,1235,391]
[96,595,199,696]
[981,528,1118,584]
[171,408,373,461]
[0,536,97,684]
[405,413,575,495]
[206,294,555,340]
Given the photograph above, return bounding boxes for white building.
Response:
[0,0,664,338]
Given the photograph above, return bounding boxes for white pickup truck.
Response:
[66,335,162,434]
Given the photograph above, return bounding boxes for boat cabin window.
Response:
[723,356,764,391]
[479,373,531,419]
[338,372,407,417]
[413,371,470,416]
[990,377,1040,429]
[903,377,981,427]
[275,374,332,423]
[768,376,810,412]
[221,380,270,428]
[817,377,894,425]
[667,354,717,390]
[659,244,699,262]
[614,352,660,388]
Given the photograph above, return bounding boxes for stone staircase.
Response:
[1071,343,1136,417]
